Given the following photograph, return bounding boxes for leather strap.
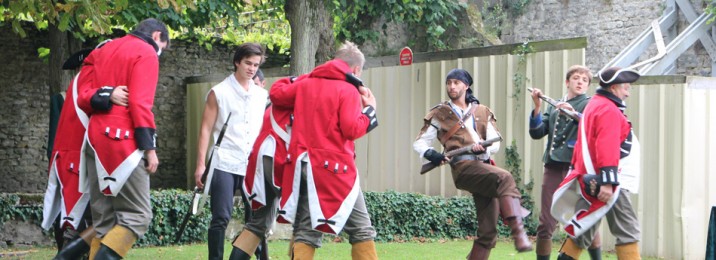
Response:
[440,104,476,144]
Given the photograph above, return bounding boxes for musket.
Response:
[420,136,502,175]
[175,112,232,244]
[527,88,582,121]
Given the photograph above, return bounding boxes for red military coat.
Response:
[77,34,160,196]
[552,89,637,238]
[242,103,292,210]
[269,60,375,234]
[42,73,91,230]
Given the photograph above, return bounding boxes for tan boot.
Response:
[466,240,491,260]
[229,230,262,260]
[615,242,641,260]
[498,196,533,252]
[536,238,552,259]
[558,238,582,260]
[291,242,316,260]
[99,225,137,258]
[351,240,378,260]
[88,237,101,260]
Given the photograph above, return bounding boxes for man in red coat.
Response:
[229,102,292,259]
[270,41,379,259]
[552,67,642,259]
[77,18,169,259]
[44,47,130,260]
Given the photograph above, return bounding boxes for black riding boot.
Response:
[208,229,225,260]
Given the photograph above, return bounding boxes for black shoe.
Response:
[94,244,122,260]
[53,237,90,260]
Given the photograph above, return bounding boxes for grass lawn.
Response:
[7,239,660,259]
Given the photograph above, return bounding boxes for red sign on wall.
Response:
[399,47,413,66]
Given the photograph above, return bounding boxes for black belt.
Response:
[450,154,490,165]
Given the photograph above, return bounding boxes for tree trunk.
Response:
[285,0,334,75]
[314,1,334,66]
[48,24,80,96]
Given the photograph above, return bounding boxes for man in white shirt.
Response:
[193,43,268,260]
[413,69,532,259]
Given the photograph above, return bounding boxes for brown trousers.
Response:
[450,159,521,248]
[537,163,569,240]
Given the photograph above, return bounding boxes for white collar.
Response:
[228,74,257,96]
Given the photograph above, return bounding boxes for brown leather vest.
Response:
[418,102,499,153]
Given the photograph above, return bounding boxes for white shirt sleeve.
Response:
[478,122,501,160]
[413,118,440,159]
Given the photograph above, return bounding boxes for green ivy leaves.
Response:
[0,188,537,246]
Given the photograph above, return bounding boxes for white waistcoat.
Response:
[209,74,268,175]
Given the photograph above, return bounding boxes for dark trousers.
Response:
[209,169,248,231]
[537,162,570,240]
[450,159,521,249]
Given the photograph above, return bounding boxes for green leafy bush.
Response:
[1,189,537,246]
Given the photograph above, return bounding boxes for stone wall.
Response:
[0,24,236,192]
[0,26,52,193]
[502,0,712,76]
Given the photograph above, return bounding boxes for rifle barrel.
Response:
[527,88,582,120]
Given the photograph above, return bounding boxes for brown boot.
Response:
[351,240,378,260]
[558,238,582,260]
[615,242,641,260]
[88,236,101,260]
[230,230,262,260]
[99,225,137,258]
[536,238,552,259]
[466,240,491,260]
[499,196,533,252]
[291,242,316,260]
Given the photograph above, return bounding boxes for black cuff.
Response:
[135,127,157,150]
[90,86,114,111]
[289,76,297,83]
[362,105,378,133]
[598,166,619,185]
[424,149,446,166]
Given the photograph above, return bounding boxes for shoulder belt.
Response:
[439,104,476,144]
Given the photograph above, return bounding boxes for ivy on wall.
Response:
[333,0,465,51]
[511,41,535,109]
[481,0,532,38]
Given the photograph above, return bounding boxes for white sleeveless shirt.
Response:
[208,74,268,175]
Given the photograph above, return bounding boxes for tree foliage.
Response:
[0,0,289,47]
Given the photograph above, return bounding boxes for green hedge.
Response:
[0,190,537,246]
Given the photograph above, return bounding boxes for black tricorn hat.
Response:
[62,49,93,70]
[598,67,640,88]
